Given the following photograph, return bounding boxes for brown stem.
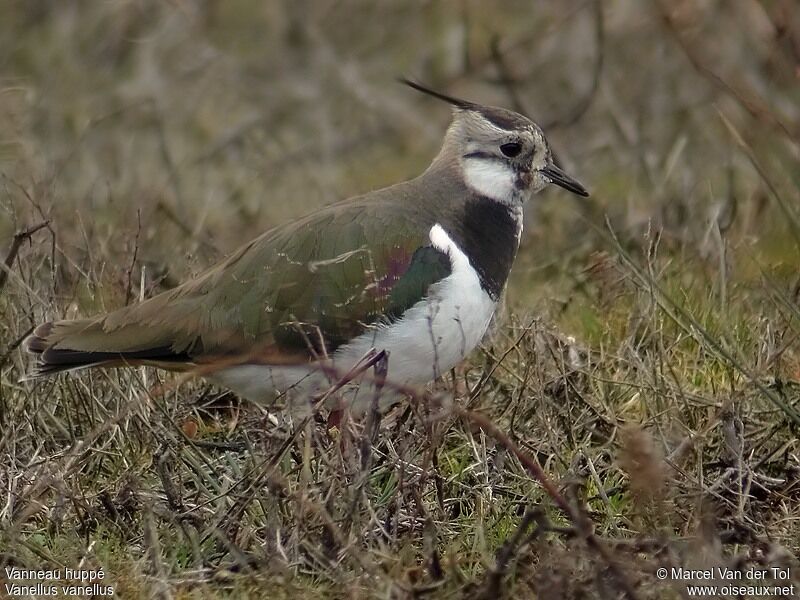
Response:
[457,407,641,600]
[0,220,50,293]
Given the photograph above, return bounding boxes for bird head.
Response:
[404,79,589,203]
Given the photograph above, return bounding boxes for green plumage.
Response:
[35,180,453,369]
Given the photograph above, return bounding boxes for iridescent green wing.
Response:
[71,200,451,363]
[219,200,452,357]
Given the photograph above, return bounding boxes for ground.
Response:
[1,2,799,599]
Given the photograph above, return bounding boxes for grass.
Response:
[2,2,800,598]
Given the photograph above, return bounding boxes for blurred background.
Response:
[1,0,797,323]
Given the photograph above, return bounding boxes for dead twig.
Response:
[0,325,35,370]
[481,507,543,598]
[457,407,641,600]
[361,350,389,471]
[155,445,185,513]
[124,209,142,306]
[0,220,50,293]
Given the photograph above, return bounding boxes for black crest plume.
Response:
[399,78,478,111]
[400,77,536,133]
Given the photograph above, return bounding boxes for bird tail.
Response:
[22,319,190,379]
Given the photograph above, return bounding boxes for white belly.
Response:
[208,223,498,412]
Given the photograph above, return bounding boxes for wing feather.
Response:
[27,194,453,375]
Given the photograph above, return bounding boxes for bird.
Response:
[24,80,588,412]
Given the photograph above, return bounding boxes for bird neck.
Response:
[417,163,523,300]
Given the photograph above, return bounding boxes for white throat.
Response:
[463,157,517,202]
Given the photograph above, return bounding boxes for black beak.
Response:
[541,164,589,197]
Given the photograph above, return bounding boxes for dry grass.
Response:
[2,1,800,598]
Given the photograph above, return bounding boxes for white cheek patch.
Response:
[463,157,516,201]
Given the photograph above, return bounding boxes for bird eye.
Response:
[500,142,522,158]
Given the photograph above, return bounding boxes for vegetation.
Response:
[1,1,799,598]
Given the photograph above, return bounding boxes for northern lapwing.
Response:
[24,80,589,410]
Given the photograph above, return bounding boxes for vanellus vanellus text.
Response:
[25,80,589,410]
